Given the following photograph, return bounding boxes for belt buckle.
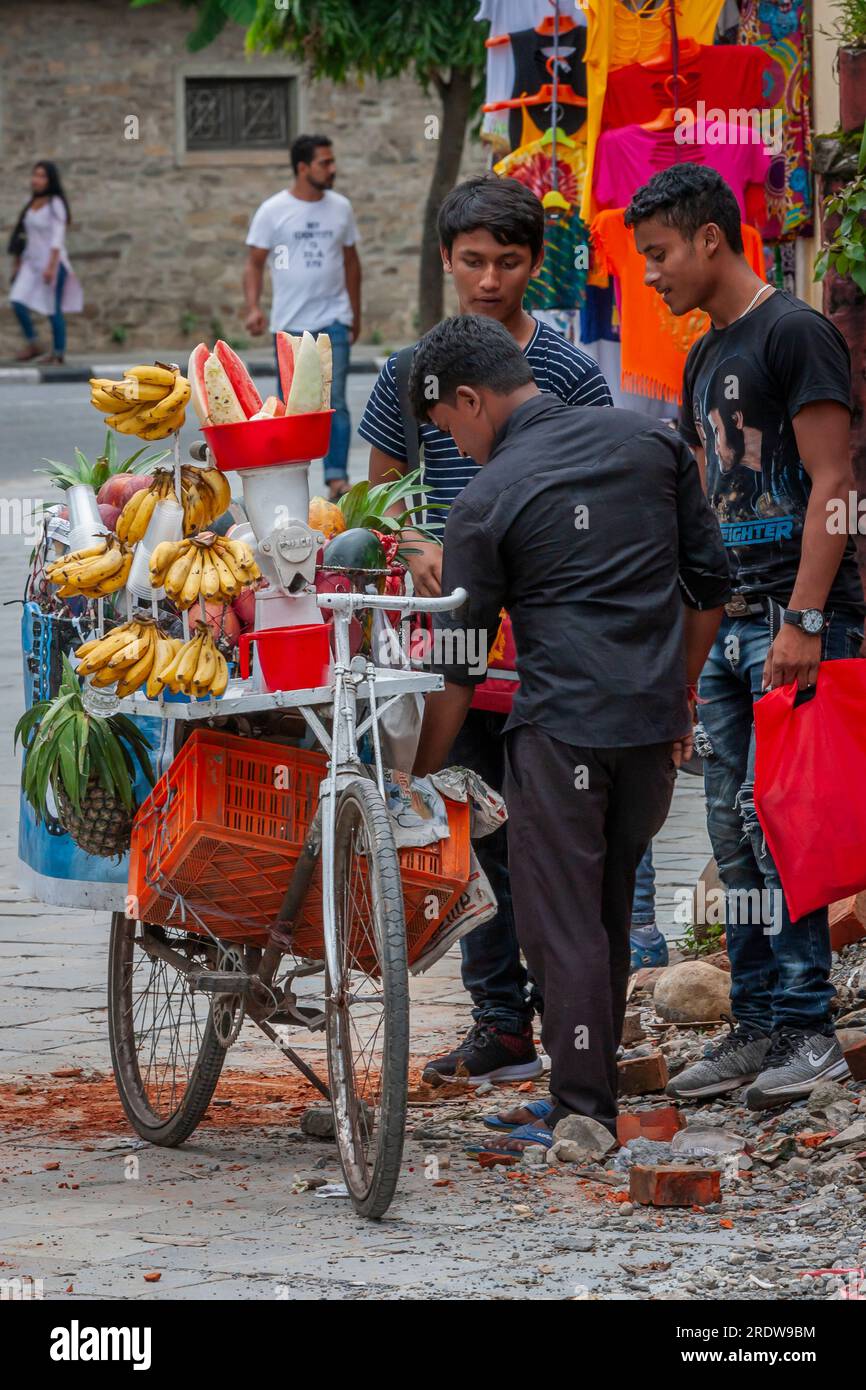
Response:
[725,594,751,618]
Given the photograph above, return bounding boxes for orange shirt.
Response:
[590,209,765,403]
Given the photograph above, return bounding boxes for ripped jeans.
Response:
[699,611,864,1034]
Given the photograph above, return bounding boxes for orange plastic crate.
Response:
[128,729,470,966]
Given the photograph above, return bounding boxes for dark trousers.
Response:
[446,709,537,1033]
[503,725,676,1134]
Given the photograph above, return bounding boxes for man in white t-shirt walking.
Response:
[244,133,362,498]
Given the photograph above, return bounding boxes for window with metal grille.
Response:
[185,77,293,151]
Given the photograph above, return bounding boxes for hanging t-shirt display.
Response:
[600,41,770,134]
[737,0,812,237]
[478,0,575,149]
[593,121,771,221]
[680,291,861,609]
[580,0,726,220]
[523,211,589,312]
[494,131,588,207]
[591,208,765,401]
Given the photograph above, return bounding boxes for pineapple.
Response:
[336,467,445,565]
[15,657,153,860]
[37,430,168,492]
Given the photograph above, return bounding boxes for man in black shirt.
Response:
[626,164,865,1108]
[411,315,730,1142]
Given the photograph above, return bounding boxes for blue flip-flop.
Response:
[466,1120,555,1158]
[483,1098,555,1132]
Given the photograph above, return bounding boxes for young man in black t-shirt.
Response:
[626,165,865,1108]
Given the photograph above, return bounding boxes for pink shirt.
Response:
[593,122,772,218]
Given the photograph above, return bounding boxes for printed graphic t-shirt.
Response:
[246,189,359,333]
[680,291,863,612]
[358,318,612,537]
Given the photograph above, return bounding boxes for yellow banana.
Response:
[156,638,185,691]
[75,622,142,674]
[212,540,259,586]
[138,373,190,425]
[116,634,157,697]
[211,648,229,698]
[146,636,174,698]
[163,545,196,598]
[176,631,206,690]
[89,666,119,688]
[106,404,153,436]
[116,487,151,544]
[208,547,239,598]
[124,364,177,388]
[150,540,187,585]
[199,549,220,600]
[109,380,169,405]
[192,634,217,696]
[85,557,131,597]
[198,468,231,515]
[91,388,137,414]
[138,413,184,442]
[222,537,257,570]
[178,549,204,609]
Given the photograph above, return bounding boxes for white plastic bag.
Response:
[371,609,424,772]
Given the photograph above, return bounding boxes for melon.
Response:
[316,333,332,409]
[204,354,246,424]
[286,330,323,416]
[275,331,295,401]
[187,342,211,423]
[214,340,261,418]
[250,395,285,420]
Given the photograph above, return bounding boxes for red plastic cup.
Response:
[202,411,334,473]
[238,623,332,693]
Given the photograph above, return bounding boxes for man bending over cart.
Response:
[411,315,731,1147]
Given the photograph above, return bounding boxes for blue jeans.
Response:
[447,709,536,1034]
[12,262,67,353]
[632,843,656,926]
[273,319,351,483]
[699,610,864,1034]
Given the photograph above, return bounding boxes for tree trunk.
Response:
[417,67,476,335]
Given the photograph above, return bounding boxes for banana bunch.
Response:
[150,534,260,609]
[74,618,183,698]
[46,536,132,598]
[180,465,231,536]
[89,363,191,441]
[116,469,178,545]
[157,624,229,698]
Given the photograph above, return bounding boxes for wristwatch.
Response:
[783,607,826,635]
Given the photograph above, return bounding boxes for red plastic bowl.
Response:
[202,410,334,473]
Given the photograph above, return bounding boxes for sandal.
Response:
[466,1120,555,1157]
[483,1098,554,1132]
[327,480,351,500]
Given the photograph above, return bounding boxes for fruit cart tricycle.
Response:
[21,346,478,1221]
[109,582,467,1220]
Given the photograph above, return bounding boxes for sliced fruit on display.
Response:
[316,333,333,409]
[275,330,296,401]
[285,331,324,415]
[250,395,285,420]
[188,342,211,423]
[214,340,262,418]
[203,354,246,424]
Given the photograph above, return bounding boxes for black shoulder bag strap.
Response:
[394,344,421,472]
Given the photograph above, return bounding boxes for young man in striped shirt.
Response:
[358,176,613,1085]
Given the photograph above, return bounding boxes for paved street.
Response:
[0,380,809,1305]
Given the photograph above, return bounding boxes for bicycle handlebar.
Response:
[316,587,467,615]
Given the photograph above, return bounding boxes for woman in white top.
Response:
[8,161,83,364]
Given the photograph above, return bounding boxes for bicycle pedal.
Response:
[189,970,253,996]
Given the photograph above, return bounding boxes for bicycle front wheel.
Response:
[326,777,409,1219]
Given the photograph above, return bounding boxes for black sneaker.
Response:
[422,1023,543,1087]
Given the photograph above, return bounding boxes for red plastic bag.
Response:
[472,610,519,715]
[754,659,866,921]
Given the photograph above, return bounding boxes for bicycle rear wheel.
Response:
[326,778,409,1218]
[108,913,229,1147]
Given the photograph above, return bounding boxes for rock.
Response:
[521,1144,548,1168]
[612,1138,674,1170]
[300,1106,335,1139]
[622,1010,645,1045]
[555,1234,595,1252]
[671,1126,747,1158]
[825,1118,866,1148]
[551,1114,617,1162]
[806,1080,855,1116]
[653,962,731,1023]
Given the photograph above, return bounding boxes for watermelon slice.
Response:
[214,340,261,419]
[275,331,295,402]
[203,353,246,424]
[187,342,211,423]
[250,395,285,420]
[286,331,323,415]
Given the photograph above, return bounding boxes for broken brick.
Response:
[617,1105,685,1144]
[629,1164,722,1208]
[621,1010,645,1045]
[843,1037,866,1082]
[829,895,866,952]
[617,1052,669,1096]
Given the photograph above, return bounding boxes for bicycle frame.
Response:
[315,587,466,996]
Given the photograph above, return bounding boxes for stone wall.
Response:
[0,0,486,355]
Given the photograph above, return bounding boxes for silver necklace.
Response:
[735,281,774,322]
